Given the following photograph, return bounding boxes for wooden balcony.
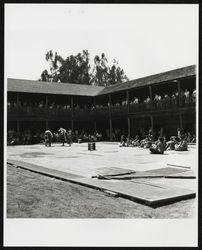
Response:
[7,99,195,121]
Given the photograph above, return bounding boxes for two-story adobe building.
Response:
[7,64,196,141]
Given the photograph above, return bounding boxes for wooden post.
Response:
[45,95,48,128]
[108,94,111,115]
[71,120,74,131]
[45,120,48,129]
[149,85,153,109]
[126,90,129,113]
[177,80,181,106]
[71,96,74,131]
[16,93,19,106]
[93,97,96,107]
[109,119,112,141]
[45,95,48,108]
[71,96,74,114]
[179,113,183,131]
[94,120,97,133]
[127,117,131,137]
[16,93,20,133]
[17,120,20,133]
[150,115,154,135]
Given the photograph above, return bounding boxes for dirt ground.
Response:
[7,164,196,218]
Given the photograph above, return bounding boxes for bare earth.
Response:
[7,164,196,218]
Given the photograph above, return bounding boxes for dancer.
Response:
[58,128,67,146]
[44,129,53,147]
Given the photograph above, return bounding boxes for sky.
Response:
[5,4,198,81]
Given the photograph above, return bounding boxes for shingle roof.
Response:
[7,65,196,96]
[98,65,196,95]
[7,78,105,96]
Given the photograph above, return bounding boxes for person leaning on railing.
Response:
[191,89,196,103]
[184,89,190,105]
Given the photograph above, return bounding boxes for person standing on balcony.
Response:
[154,94,159,109]
[175,91,179,106]
[192,89,196,103]
[133,97,139,104]
[171,92,176,107]
[7,100,11,108]
[158,94,162,109]
[144,96,151,109]
[180,89,185,106]
[184,89,190,104]
[163,94,169,109]
[133,97,139,111]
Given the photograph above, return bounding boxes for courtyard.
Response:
[6,142,197,218]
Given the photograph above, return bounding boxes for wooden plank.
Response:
[7,159,195,206]
[101,167,188,179]
[167,164,191,169]
[165,170,196,179]
[7,159,83,180]
[93,167,136,177]
[73,178,195,205]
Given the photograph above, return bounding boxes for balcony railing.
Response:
[7,99,195,119]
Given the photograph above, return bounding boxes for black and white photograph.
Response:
[4,3,198,247]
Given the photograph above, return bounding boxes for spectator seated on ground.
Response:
[7,129,20,145]
[89,134,97,142]
[165,136,179,150]
[77,134,82,143]
[175,134,188,151]
[9,136,19,145]
[119,135,127,147]
[53,132,60,142]
[131,135,140,147]
[24,130,32,145]
[126,137,133,147]
[186,132,192,143]
[32,130,42,144]
[191,134,196,143]
[95,132,102,141]
[82,133,89,142]
[150,137,166,154]
[139,135,152,148]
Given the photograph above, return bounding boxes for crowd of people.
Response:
[7,124,196,156]
[116,89,196,110]
[7,88,196,114]
[7,127,103,146]
[119,128,196,154]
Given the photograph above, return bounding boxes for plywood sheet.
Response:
[7,159,195,206]
[7,159,82,179]
[74,178,195,205]
[94,167,136,177]
[102,167,188,179]
[165,170,195,179]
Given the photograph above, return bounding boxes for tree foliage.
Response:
[40,50,129,86]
